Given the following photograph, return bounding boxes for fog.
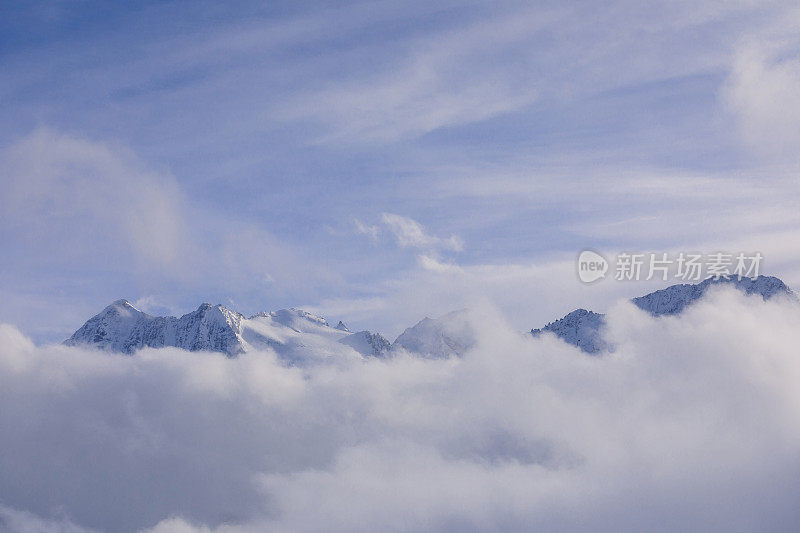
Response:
[0,287,798,532]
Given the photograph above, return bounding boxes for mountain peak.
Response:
[66,301,346,357]
[532,308,606,354]
[633,275,793,316]
[67,299,245,355]
[65,275,794,360]
[103,299,140,314]
[253,308,331,330]
[339,330,390,357]
[392,309,475,358]
[533,275,794,354]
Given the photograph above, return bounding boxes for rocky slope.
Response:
[532,275,794,353]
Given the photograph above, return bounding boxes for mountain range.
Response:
[66,275,794,359]
[531,275,793,353]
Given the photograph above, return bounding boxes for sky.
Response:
[3,3,800,531]
[2,0,800,342]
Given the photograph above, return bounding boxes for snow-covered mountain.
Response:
[67,276,794,360]
[65,299,247,355]
[531,309,607,354]
[631,275,791,315]
[532,275,794,353]
[66,301,377,360]
[391,309,476,358]
[339,330,391,357]
[66,303,480,360]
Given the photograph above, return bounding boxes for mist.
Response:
[0,286,798,532]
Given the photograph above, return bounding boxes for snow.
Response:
[531,309,607,354]
[391,309,475,358]
[67,302,355,361]
[66,276,795,360]
[632,275,792,316]
[531,275,795,354]
[339,330,390,357]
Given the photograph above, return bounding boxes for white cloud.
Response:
[0,504,96,533]
[353,218,380,243]
[310,253,661,340]
[272,1,787,145]
[380,213,464,252]
[417,255,463,274]
[277,9,545,143]
[0,128,189,271]
[724,23,800,161]
[0,288,799,531]
[0,129,339,340]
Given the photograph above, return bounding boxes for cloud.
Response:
[309,252,664,341]
[417,255,463,274]
[353,218,380,243]
[313,217,800,343]
[276,8,545,143]
[272,1,788,145]
[0,128,339,342]
[723,17,800,162]
[0,128,188,271]
[5,3,800,347]
[380,213,464,252]
[0,504,96,533]
[0,288,799,531]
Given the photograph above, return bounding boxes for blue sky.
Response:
[2,0,800,341]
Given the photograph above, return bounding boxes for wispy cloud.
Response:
[3,0,800,342]
[0,127,189,270]
[723,9,800,163]
[380,213,463,252]
[417,254,463,274]
[0,128,338,341]
[353,218,380,243]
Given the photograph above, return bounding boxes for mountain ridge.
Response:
[67,275,794,358]
[532,275,794,353]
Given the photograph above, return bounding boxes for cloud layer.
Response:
[1,287,799,532]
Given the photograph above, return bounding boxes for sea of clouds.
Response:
[1,286,799,532]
